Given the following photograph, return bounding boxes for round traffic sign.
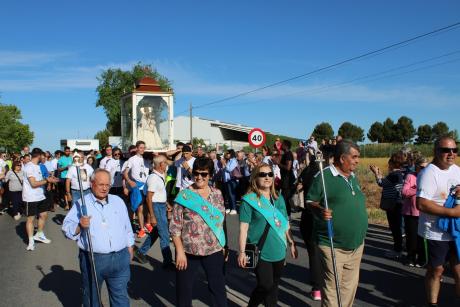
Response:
[248,128,266,148]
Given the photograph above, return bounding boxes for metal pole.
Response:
[76,165,103,307]
[189,102,193,143]
[316,152,342,307]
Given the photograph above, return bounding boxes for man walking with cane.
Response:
[307,140,368,307]
[62,169,134,307]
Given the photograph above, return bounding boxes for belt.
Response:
[71,188,90,192]
[79,247,127,256]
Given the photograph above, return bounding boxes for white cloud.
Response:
[0,52,458,108]
[0,51,72,66]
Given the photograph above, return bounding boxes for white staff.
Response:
[316,152,342,307]
[75,159,103,307]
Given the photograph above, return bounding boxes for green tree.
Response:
[0,103,34,152]
[432,121,449,141]
[94,129,112,149]
[394,116,415,143]
[338,122,364,143]
[312,122,334,142]
[415,124,433,144]
[96,63,172,135]
[192,137,206,150]
[382,118,396,143]
[367,122,384,143]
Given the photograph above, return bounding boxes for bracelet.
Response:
[239,251,246,254]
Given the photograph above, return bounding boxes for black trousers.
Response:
[248,259,285,307]
[300,209,321,290]
[404,215,425,263]
[386,203,403,252]
[176,251,227,307]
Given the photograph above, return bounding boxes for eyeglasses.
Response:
[113,153,121,156]
[438,147,458,154]
[192,171,209,178]
[258,171,274,178]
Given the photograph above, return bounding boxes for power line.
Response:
[176,21,460,114]
[204,50,460,109]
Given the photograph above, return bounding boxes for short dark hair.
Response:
[64,146,70,151]
[282,139,292,149]
[334,140,360,163]
[136,141,145,148]
[31,148,44,159]
[193,157,214,174]
[182,145,192,153]
[105,144,112,150]
[227,149,236,158]
[176,142,185,148]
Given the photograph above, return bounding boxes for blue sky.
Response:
[1,1,460,150]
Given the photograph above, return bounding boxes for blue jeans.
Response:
[79,248,131,307]
[72,189,91,207]
[224,180,237,211]
[138,202,173,264]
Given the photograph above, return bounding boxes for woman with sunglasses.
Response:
[170,157,228,307]
[238,163,298,307]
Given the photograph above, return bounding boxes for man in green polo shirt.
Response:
[307,140,368,307]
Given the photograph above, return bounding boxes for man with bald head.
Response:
[417,136,460,306]
[62,169,134,307]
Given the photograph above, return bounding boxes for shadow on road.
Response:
[15,221,28,244]
[38,265,82,307]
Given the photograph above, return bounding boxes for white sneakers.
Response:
[13,213,21,221]
[26,242,35,251]
[225,209,231,214]
[33,234,52,244]
[229,210,237,215]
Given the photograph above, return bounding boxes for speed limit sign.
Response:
[248,128,266,148]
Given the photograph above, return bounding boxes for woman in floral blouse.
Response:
[170,157,228,307]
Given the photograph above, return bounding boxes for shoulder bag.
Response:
[244,222,270,269]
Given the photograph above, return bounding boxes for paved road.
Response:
[0,208,458,307]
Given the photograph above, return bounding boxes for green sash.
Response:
[175,189,226,247]
[242,193,288,247]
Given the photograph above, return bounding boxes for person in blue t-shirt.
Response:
[57,146,73,210]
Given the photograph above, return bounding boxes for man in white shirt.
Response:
[174,145,195,191]
[135,154,173,268]
[66,153,94,208]
[417,136,460,306]
[99,145,113,169]
[123,140,152,238]
[23,148,59,251]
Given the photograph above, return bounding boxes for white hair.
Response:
[90,168,112,182]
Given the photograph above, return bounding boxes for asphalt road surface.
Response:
[0,208,458,307]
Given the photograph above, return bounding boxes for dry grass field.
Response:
[356,156,460,225]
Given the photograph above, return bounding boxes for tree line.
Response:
[311,116,458,144]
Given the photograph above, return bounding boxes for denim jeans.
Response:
[79,248,130,307]
[72,189,91,207]
[138,202,173,264]
[224,180,237,211]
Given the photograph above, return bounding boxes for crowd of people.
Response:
[0,135,459,307]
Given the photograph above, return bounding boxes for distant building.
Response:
[60,139,99,151]
[171,116,268,151]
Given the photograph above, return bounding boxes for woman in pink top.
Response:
[401,156,428,267]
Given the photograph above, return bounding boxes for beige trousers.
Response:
[317,243,364,307]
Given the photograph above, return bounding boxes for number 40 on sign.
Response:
[248,128,266,148]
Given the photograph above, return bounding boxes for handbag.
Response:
[231,165,243,179]
[244,222,271,269]
[290,190,304,209]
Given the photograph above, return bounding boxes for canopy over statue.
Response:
[120,77,174,152]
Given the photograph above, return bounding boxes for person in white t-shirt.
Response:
[22,148,59,251]
[123,141,152,238]
[174,145,195,191]
[99,145,113,170]
[417,136,460,306]
[66,153,94,208]
[135,154,173,267]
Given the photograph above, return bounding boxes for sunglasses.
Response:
[113,153,121,156]
[438,147,458,154]
[258,171,274,178]
[192,171,209,178]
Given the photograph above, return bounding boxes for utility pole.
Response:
[189,102,193,143]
